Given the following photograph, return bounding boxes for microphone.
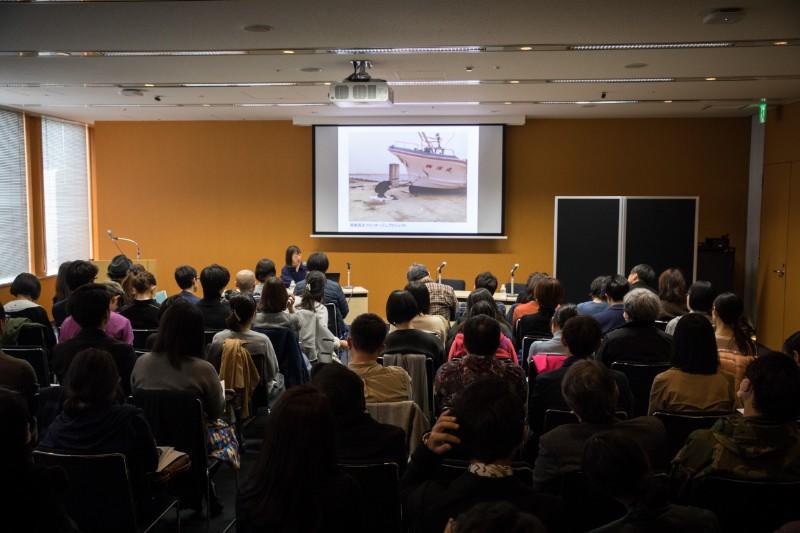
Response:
[510,263,519,276]
[107,228,125,256]
[106,228,141,259]
[437,261,447,284]
[344,262,353,289]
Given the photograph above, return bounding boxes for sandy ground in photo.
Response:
[348,177,467,223]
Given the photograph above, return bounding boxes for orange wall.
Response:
[92,118,750,318]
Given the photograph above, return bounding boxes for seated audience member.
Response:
[0,305,38,407]
[666,280,715,335]
[528,304,578,361]
[297,271,347,362]
[294,252,349,336]
[597,288,674,367]
[405,281,450,346]
[174,265,200,304]
[517,277,563,341]
[383,290,445,368]
[511,272,548,326]
[52,260,72,306]
[237,386,364,533]
[450,289,515,342]
[672,353,800,496]
[530,316,634,436]
[106,254,132,284]
[784,331,800,365]
[577,275,610,317]
[583,432,719,532]
[253,277,314,356]
[211,294,279,394]
[448,502,545,533]
[131,300,225,419]
[4,273,55,333]
[119,271,161,329]
[401,378,563,533]
[406,263,458,321]
[252,258,276,301]
[648,313,735,415]
[457,272,507,319]
[627,263,657,293]
[435,315,526,413]
[593,274,630,334]
[279,244,307,288]
[230,269,257,298]
[713,292,757,391]
[52,260,98,327]
[53,284,137,394]
[533,359,664,490]
[449,300,518,363]
[39,349,158,500]
[312,362,407,468]
[658,268,689,320]
[348,313,411,403]
[59,280,134,345]
[196,264,232,330]
[0,389,78,533]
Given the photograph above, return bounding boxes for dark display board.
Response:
[624,198,697,283]
[555,198,622,304]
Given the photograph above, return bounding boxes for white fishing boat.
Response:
[388,132,467,191]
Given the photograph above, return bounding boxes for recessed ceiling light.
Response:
[331,46,483,54]
[774,41,789,46]
[549,77,673,83]
[570,42,732,50]
[143,83,155,87]
[509,80,520,84]
[323,82,332,86]
[520,46,533,51]
[243,24,273,33]
[283,50,295,54]
[624,62,648,69]
[664,100,673,103]
[464,66,474,72]
[504,101,512,105]
[300,67,323,72]
[705,76,718,81]
[388,80,480,86]
[202,104,211,107]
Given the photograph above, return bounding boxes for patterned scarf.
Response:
[468,462,513,478]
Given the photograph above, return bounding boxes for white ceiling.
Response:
[0,0,798,123]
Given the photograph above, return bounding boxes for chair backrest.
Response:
[653,410,731,462]
[339,462,401,533]
[253,326,309,387]
[543,408,629,434]
[325,272,341,283]
[531,354,568,375]
[654,320,668,331]
[33,450,139,533]
[691,476,800,533]
[610,361,672,417]
[203,329,222,347]
[16,323,51,349]
[4,346,50,386]
[131,328,158,350]
[381,353,432,415]
[559,470,627,531]
[133,389,209,510]
[440,278,466,291]
[366,400,431,452]
[438,459,534,487]
[324,302,340,338]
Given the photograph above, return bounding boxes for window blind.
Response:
[0,109,30,284]
[42,117,90,275]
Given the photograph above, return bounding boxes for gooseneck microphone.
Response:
[437,261,447,284]
[510,263,520,295]
[345,261,353,289]
[106,228,142,260]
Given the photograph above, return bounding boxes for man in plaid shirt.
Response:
[407,263,457,321]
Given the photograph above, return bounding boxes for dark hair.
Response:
[521,272,549,304]
[153,300,204,368]
[658,268,687,305]
[474,272,498,295]
[239,386,337,531]
[589,275,610,299]
[452,378,525,462]
[385,290,418,325]
[583,431,651,500]
[605,274,630,302]
[107,254,132,282]
[672,313,718,374]
[10,273,41,300]
[54,261,74,302]
[0,388,31,467]
[745,353,800,422]
[226,294,256,332]
[65,260,99,291]
[534,277,563,309]
[454,502,545,533]
[284,245,301,267]
[713,293,756,355]
[311,363,366,425]
[466,288,506,324]
[68,283,111,330]
[130,271,156,294]
[630,264,656,288]
[562,360,617,423]
[784,331,800,357]
[255,259,276,282]
[299,271,326,312]
[306,252,329,273]
[259,277,289,313]
[463,315,501,357]
[561,315,601,358]
[553,303,579,330]
[200,264,230,298]
[687,281,716,313]
[174,265,197,290]
[404,281,431,314]
[407,263,429,282]
[63,349,122,416]
[349,313,387,354]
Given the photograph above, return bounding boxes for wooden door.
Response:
[756,163,791,349]
[783,162,800,340]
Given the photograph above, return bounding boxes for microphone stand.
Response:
[115,237,142,260]
[344,263,353,289]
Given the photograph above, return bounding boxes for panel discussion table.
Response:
[292,286,369,325]
[454,290,519,305]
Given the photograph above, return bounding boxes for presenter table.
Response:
[454,290,518,305]
[293,286,369,325]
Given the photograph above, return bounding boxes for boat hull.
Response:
[388,146,467,190]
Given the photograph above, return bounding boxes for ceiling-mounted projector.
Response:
[329,60,393,107]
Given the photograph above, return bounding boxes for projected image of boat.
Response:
[388,132,467,193]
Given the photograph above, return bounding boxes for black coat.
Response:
[52,329,137,395]
[596,321,674,367]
